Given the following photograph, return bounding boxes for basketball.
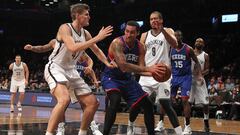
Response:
[152,63,171,82]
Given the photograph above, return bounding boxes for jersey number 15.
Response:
[174,61,183,68]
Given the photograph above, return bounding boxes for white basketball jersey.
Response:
[192,51,206,72]
[48,23,85,70]
[144,30,171,66]
[139,30,171,86]
[197,51,206,71]
[12,62,25,81]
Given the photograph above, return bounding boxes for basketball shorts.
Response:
[44,62,92,103]
[171,75,192,98]
[139,76,171,101]
[189,77,209,105]
[101,76,148,109]
[10,79,25,93]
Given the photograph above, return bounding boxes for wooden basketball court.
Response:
[0,104,239,135]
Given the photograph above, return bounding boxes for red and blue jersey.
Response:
[101,36,148,108]
[170,43,192,76]
[76,61,87,78]
[103,36,140,80]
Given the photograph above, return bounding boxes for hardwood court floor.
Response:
[0,104,239,135]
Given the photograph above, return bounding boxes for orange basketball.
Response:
[152,63,171,82]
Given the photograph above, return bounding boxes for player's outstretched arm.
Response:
[24,39,55,53]
[84,29,116,69]
[58,24,113,53]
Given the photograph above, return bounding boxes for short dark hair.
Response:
[15,54,21,58]
[70,3,89,20]
[175,30,183,38]
[151,11,163,19]
[126,20,140,33]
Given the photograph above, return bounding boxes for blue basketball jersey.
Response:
[102,36,140,80]
[76,61,87,78]
[170,43,192,76]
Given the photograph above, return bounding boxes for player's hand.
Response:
[196,76,204,86]
[24,44,33,51]
[148,63,167,76]
[107,60,118,69]
[25,80,28,86]
[152,21,163,32]
[93,81,100,89]
[84,67,92,75]
[96,26,113,41]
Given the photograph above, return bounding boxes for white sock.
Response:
[204,113,209,120]
[45,131,53,135]
[78,129,87,135]
[128,120,134,126]
[174,126,182,135]
[58,122,65,127]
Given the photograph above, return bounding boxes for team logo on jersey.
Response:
[164,89,170,96]
[187,90,190,96]
[146,40,163,49]
[125,54,138,63]
[199,60,204,65]
[171,54,186,60]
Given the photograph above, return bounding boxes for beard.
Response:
[195,44,203,50]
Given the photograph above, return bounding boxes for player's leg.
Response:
[126,81,154,135]
[17,84,25,111]
[159,99,182,134]
[201,80,210,132]
[77,94,102,135]
[141,97,155,135]
[46,84,71,135]
[44,63,70,135]
[193,78,210,132]
[128,86,153,125]
[77,93,99,135]
[101,76,123,135]
[10,83,17,112]
[203,104,210,132]
[158,80,182,135]
[103,91,121,135]
[70,76,100,135]
[56,101,69,135]
[128,105,141,135]
[10,93,16,112]
[181,75,192,135]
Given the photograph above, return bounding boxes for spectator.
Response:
[216,76,225,92]
[225,78,235,92]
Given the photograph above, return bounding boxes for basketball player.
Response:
[171,30,202,134]
[25,40,102,135]
[101,20,165,135]
[9,55,29,113]
[189,37,210,132]
[128,11,182,135]
[42,3,113,135]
